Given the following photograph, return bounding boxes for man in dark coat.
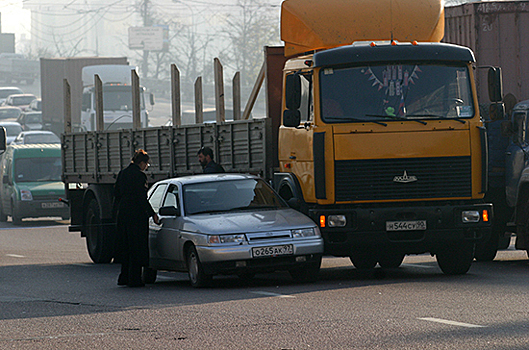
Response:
[114,149,159,287]
[197,146,225,173]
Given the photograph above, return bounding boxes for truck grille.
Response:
[335,156,472,201]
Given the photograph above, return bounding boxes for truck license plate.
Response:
[386,220,427,231]
[41,202,65,209]
[252,244,293,258]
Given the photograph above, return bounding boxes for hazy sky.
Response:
[0,0,30,38]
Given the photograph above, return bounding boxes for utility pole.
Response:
[142,0,150,77]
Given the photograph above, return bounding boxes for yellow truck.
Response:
[63,0,501,275]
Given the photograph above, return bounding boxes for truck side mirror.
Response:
[283,109,301,128]
[149,93,155,106]
[488,67,503,102]
[285,73,301,110]
[0,127,6,152]
[489,102,505,121]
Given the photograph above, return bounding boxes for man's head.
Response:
[132,149,150,171]
[197,146,214,167]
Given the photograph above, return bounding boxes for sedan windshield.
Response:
[320,63,474,123]
[183,179,287,215]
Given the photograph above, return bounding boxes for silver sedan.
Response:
[146,174,324,287]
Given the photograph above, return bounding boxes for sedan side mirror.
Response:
[159,206,179,216]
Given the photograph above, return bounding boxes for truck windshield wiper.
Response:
[325,117,387,126]
[366,114,427,125]
[407,113,466,124]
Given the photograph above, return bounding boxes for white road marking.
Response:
[6,254,25,258]
[418,317,486,328]
[250,291,295,298]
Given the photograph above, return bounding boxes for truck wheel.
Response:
[186,245,211,288]
[142,267,157,284]
[84,198,114,263]
[474,231,499,262]
[350,250,378,269]
[289,255,322,282]
[378,252,405,269]
[436,242,474,275]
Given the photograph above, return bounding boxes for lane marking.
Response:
[418,317,485,328]
[6,254,25,258]
[250,291,295,298]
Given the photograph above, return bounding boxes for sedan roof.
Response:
[158,173,258,186]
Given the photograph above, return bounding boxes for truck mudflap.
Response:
[310,203,493,257]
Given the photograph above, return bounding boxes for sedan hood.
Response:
[182,208,315,234]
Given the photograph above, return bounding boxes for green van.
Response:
[0,144,69,224]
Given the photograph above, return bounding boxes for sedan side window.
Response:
[148,183,167,213]
[163,184,179,209]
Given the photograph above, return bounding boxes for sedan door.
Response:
[154,183,185,268]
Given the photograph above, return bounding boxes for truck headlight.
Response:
[292,227,320,238]
[328,215,347,227]
[208,234,246,244]
[20,190,33,201]
[461,210,480,223]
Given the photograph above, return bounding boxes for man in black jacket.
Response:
[114,149,159,287]
[197,146,225,173]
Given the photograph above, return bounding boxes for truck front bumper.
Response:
[310,203,492,256]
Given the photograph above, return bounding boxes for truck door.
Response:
[505,109,529,207]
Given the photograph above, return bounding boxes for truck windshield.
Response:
[102,87,145,111]
[320,63,474,123]
[15,157,62,182]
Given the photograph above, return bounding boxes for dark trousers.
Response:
[118,256,143,286]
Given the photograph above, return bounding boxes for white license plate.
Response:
[41,202,65,209]
[252,244,293,258]
[386,220,427,231]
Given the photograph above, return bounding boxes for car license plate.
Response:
[41,202,65,209]
[386,220,427,231]
[252,244,293,258]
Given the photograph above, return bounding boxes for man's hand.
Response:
[153,213,160,225]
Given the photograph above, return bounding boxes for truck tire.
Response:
[186,245,212,288]
[378,252,405,269]
[84,198,114,263]
[350,249,378,269]
[474,231,499,262]
[11,201,22,225]
[436,242,474,275]
[0,202,7,222]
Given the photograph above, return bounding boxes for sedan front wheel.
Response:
[186,246,212,288]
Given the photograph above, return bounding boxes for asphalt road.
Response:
[1,219,529,350]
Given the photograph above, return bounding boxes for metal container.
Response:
[445,1,529,106]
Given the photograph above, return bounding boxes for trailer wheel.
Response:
[85,198,114,263]
[436,242,474,275]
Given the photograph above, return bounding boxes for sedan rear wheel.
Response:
[186,246,212,288]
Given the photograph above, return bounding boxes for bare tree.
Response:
[220,0,280,86]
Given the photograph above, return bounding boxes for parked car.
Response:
[17,111,42,130]
[11,131,60,145]
[145,173,324,287]
[28,98,41,111]
[2,93,37,111]
[0,121,23,144]
[0,144,69,224]
[0,87,23,105]
[0,106,22,120]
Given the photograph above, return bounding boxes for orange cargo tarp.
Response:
[281,0,444,57]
